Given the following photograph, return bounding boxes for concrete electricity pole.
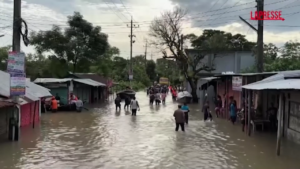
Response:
[13,0,21,52]
[11,0,22,141]
[256,0,264,72]
[239,0,264,72]
[127,16,139,87]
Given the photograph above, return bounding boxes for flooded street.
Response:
[0,92,300,169]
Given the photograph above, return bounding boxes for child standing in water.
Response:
[203,101,212,121]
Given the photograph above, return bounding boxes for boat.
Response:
[177,91,192,103]
[117,89,136,100]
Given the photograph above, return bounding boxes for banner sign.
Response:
[10,73,26,96]
[159,77,169,85]
[7,52,25,73]
[7,51,26,96]
[232,76,242,91]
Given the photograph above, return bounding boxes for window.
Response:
[288,101,300,132]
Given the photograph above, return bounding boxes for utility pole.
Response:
[10,0,22,141]
[239,0,264,72]
[150,52,153,60]
[257,0,264,72]
[127,16,139,87]
[144,39,148,66]
[13,0,21,52]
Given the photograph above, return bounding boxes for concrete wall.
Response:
[284,91,300,144]
[185,50,255,74]
[185,50,255,100]
[73,83,91,103]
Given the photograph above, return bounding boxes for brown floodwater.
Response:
[0,92,299,169]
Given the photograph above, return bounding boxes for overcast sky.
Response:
[0,0,299,60]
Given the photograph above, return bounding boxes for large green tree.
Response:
[156,58,180,85]
[30,12,109,73]
[243,41,300,73]
[265,41,300,71]
[145,60,156,82]
[187,29,256,51]
[149,8,226,102]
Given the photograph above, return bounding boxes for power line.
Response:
[7,0,295,28]
[0,0,260,24]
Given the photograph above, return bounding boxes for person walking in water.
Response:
[115,95,121,111]
[124,96,131,110]
[181,102,190,124]
[173,105,185,132]
[203,101,212,121]
[155,92,161,105]
[161,86,167,104]
[130,97,140,116]
[229,97,237,124]
[75,97,83,112]
[51,96,58,113]
[215,95,222,118]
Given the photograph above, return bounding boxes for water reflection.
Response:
[0,92,299,169]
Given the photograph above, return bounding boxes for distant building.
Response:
[184,49,255,103]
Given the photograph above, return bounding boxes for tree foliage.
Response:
[0,12,157,91]
[0,45,11,70]
[30,12,109,73]
[243,41,300,73]
[149,8,235,102]
[187,29,256,52]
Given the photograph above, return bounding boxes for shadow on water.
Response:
[0,92,299,169]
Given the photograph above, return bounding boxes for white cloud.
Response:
[0,0,299,60]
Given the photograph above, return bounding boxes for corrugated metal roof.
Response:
[72,73,108,84]
[201,77,220,81]
[0,96,33,105]
[18,97,33,105]
[260,70,300,83]
[242,79,300,90]
[0,101,15,108]
[34,78,72,83]
[241,72,277,76]
[0,71,50,100]
[25,91,39,101]
[26,82,52,98]
[73,79,106,86]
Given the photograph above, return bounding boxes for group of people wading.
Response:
[147,85,178,105]
[114,95,140,116]
[42,92,84,113]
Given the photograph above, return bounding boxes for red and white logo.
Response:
[250,11,284,21]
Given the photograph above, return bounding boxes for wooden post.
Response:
[225,78,228,119]
[244,77,248,132]
[32,101,37,128]
[276,93,283,156]
[248,90,251,136]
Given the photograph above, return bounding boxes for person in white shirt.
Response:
[75,97,83,112]
[130,97,140,116]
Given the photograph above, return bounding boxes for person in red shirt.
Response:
[171,88,177,100]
